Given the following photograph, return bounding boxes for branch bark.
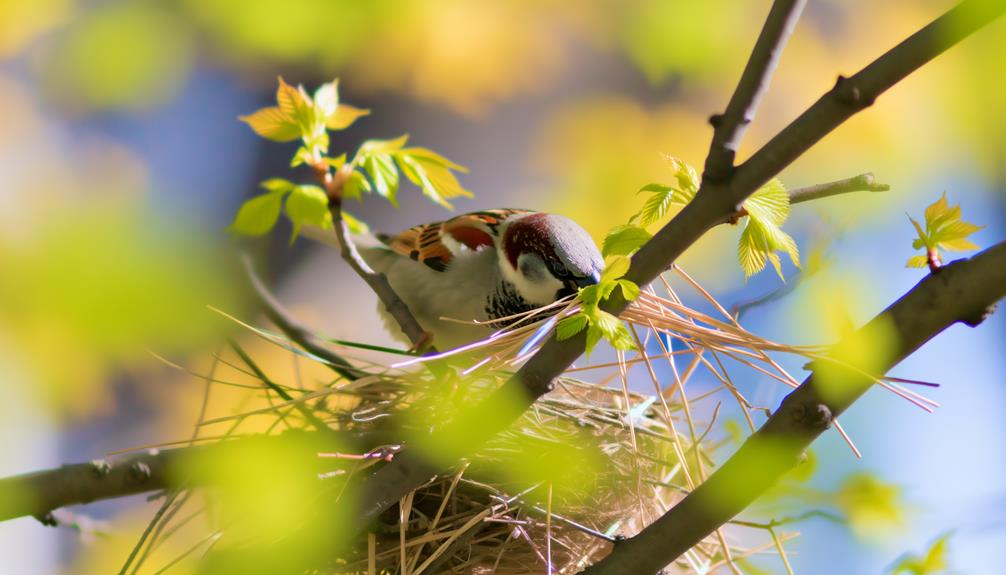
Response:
[0,431,386,523]
[704,0,807,181]
[725,171,890,222]
[582,240,1006,574]
[316,165,433,351]
[349,0,1005,543]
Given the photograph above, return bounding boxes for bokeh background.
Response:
[1,0,1004,573]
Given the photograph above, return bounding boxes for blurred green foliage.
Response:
[0,206,236,417]
[39,2,193,111]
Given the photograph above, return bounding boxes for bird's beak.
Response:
[570,269,601,289]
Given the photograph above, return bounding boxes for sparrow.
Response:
[357,209,603,350]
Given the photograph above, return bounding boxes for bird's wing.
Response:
[380,209,533,272]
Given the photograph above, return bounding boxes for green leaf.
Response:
[342,211,370,234]
[395,152,472,209]
[743,178,789,226]
[578,285,601,307]
[359,134,410,158]
[584,325,603,357]
[601,256,631,282]
[617,279,640,301]
[603,224,652,257]
[313,79,339,120]
[637,183,672,194]
[343,170,372,201]
[276,77,316,136]
[835,472,905,539]
[230,192,285,236]
[399,147,468,172]
[325,154,347,170]
[908,194,984,273]
[736,179,798,279]
[905,255,929,268]
[636,186,676,226]
[240,107,300,142]
[891,533,952,575]
[326,104,370,130]
[556,314,589,340]
[664,154,700,195]
[260,178,296,193]
[362,153,400,205]
[592,309,635,351]
[737,216,799,279]
[290,146,314,168]
[285,185,330,243]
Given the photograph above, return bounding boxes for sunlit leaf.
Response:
[891,533,952,575]
[736,179,798,279]
[343,170,372,201]
[601,256,631,282]
[743,178,789,226]
[240,106,300,142]
[276,76,315,134]
[359,134,409,157]
[326,104,370,130]
[313,79,339,119]
[603,224,652,257]
[399,147,468,172]
[556,314,589,340]
[907,193,984,271]
[905,255,929,268]
[617,279,641,301]
[361,153,400,205]
[836,472,905,539]
[285,185,330,242]
[395,152,472,209]
[342,211,369,234]
[230,192,285,236]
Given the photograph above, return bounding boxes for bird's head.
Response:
[498,213,603,306]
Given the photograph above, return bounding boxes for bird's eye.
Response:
[548,259,567,278]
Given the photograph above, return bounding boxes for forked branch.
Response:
[350,0,1006,559]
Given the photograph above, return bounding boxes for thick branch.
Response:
[350,0,1004,539]
[582,241,1006,574]
[727,0,1006,207]
[241,254,361,380]
[704,0,807,181]
[0,431,386,523]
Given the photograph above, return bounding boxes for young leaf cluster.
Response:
[906,192,983,271]
[555,257,640,356]
[602,155,800,280]
[231,78,470,242]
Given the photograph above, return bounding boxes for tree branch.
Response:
[316,165,433,352]
[0,431,387,523]
[704,0,807,181]
[724,171,890,222]
[348,0,1005,543]
[241,254,361,381]
[582,240,1006,574]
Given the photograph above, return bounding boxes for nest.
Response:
[134,265,939,574]
[326,372,715,574]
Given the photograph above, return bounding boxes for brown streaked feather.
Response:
[379,209,533,272]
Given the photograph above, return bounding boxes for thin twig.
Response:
[725,172,891,222]
[314,163,434,352]
[241,254,360,380]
